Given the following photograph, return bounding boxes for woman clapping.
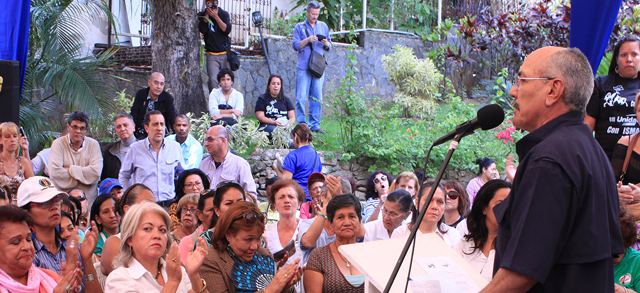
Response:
[105,201,209,293]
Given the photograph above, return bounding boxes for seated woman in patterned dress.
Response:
[304,193,365,293]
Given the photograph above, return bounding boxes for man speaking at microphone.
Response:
[480,46,623,293]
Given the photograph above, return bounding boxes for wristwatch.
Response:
[84,273,94,282]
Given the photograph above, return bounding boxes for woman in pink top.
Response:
[466,157,499,204]
[300,172,325,219]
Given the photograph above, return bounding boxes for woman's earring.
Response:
[616,66,620,74]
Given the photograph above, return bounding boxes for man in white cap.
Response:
[18,176,102,292]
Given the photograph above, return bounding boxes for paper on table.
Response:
[413,257,481,293]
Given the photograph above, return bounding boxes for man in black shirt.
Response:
[480,47,623,293]
[130,72,177,139]
[198,0,232,92]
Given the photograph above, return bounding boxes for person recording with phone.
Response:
[198,0,232,92]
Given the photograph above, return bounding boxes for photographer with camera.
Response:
[198,0,232,92]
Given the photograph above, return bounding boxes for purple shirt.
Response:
[292,19,331,70]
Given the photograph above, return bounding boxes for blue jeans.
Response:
[295,68,325,130]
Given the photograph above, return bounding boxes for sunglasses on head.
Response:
[232,212,266,226]
[447,190,459,200]
[373,175,388,184]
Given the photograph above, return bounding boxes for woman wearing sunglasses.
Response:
[454,179,511,280]
[391,181,461,248]
[442,180,470,228]
[363,189,412,242]
[199,181,247,247]
[363,170,393,223]
[105,201,209,293]
[200,201,301,292]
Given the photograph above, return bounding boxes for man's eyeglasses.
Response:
[373,175,388,184]
[515,76,555,89]
[185,181,204,189]
[232,212,266,226]
[69,125,87,132]
[204,136,225,143]
[447,190,459,200]
[181,207,198,214]
[31,195,63,209]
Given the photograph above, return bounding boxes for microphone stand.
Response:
[383,131,466,293]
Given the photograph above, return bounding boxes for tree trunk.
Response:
[151,0,207,115]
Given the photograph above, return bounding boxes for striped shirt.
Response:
[33,236,85,291]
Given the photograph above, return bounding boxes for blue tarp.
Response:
[570,0,623,74]
[0,0,30,101]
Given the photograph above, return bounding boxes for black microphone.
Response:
[432,104,505,147]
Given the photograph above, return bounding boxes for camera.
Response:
[208,1,218,9]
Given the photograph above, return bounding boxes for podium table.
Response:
[339,233,489,293]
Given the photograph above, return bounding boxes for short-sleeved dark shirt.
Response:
[254,94,294,120]
[586,74,640,159]
[493,112,624,293]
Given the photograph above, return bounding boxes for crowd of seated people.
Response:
[6,36,640,292]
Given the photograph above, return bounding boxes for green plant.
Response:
[268,8,305,36]
[597,51,613,77]
[382,45,441,118]
[24,0,119,152]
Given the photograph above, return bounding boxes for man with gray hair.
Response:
[102,113,137,180]
[130,72,177,139]
[481,47,623,292]
[292,1,332,134]
[199,125,257,199]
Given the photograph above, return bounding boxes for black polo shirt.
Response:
[493,112,623,293]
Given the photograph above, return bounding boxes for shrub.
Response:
[382,45,441,118]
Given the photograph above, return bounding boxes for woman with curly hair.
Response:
[363,170,393,223]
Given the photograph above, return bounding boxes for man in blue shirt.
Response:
[292,1,331,134]
[119,110,185,207]
[166,114,203,169]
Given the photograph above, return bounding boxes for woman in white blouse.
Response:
[263,179,305,266]
[391,181,461,248]
[208,68,244,126]
[105,201,209,293]
[363,189,412,242]
[454,179,511,280]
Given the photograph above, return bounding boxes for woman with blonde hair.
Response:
[0,122,33,202]
[105,201,209,293]
[173,193,200,243]
[389,171,420,198]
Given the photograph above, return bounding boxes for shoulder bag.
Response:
[304,26,326,78]
[225,39,240,71]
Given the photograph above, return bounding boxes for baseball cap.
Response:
[99,178,123,195]
[17,176,67,207]
[308,172,325,184]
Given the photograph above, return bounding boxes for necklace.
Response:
[154,262,162,280]
[333,242,351,268]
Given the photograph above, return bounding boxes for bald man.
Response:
[130,72,177,139]
[480,47,623,292]
[199,125,257,200]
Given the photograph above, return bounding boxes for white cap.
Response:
[17,176,67,207]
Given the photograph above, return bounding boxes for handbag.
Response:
[304,26,326,78]
[621,132,640,182]
[226,41,240,71]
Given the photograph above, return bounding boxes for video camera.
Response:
[198,1,218,16]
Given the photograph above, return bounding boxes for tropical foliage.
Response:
[24,0,118,152]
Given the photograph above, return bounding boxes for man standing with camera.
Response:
[292,1,331,134]
[199,0,232,91]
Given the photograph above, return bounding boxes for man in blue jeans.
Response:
[292,1,332,134]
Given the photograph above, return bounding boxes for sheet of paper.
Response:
[413,257,481,293]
